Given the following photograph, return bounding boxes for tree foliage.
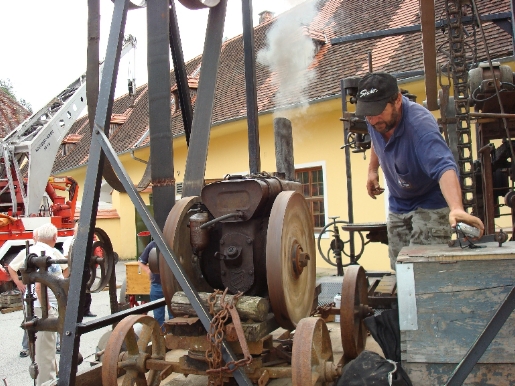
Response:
[0,78,33,113]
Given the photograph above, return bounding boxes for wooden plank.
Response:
[374,275,396,296]
[125,262,150,295]
[397,241,515,263]
[402,362,515,386]
[1,304,23,313]
[402,259,515,364]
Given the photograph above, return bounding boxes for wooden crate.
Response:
[397,242,515,385]
[125,262,150,295]
[0,290,22,308]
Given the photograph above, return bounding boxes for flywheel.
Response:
[102,314,165,386]
[340,265,372,361]
[266,191,316,330]
[159,196,213,313]
[292,317,336,386]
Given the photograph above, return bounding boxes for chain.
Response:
[444,0,477,215]
[310,301,336,318]
[205,289,251,385]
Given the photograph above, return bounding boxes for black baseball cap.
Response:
[356,72,399,116]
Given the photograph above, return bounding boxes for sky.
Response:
[0,0,303,111]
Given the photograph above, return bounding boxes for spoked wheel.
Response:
[317,220,366,268]
[340,265,373,361]
[292,317,336,386]
[87,228,116,293]
[159,196,213,313]
[102,314,166,386]
[266,191,316,330]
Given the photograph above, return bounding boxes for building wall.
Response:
[56,60,515,271]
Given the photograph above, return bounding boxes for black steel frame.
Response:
[58,0,259,384]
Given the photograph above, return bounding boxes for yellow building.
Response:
[52,0,514,273]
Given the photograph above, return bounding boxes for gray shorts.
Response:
[387,207,451,270]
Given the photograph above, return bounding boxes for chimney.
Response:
[258,10,274,24]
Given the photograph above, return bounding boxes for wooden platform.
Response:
[157,322,383,386]
[397,241,515,385]
[75,321,384,386]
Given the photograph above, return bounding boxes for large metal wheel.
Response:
[292,317,336,386]
[340,265,372,361]
[102,314,165,386]
[68,227,115,293]
[87,228,116,293]
[159,196,213,313]
[266,191,316,330]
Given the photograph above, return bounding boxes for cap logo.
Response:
[359,88,378,98]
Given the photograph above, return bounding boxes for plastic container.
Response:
[334,293,341,323]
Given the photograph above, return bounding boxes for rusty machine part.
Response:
[68,227,116,293]
[291,317,339,386]
[266,190,317,330]
[467,62,515,235]
[102,314,166,386]
[158,196,213,312]
[156,174,315,330]
[88,227,116,293]
[340,265,373,361]
[317,218,389,270]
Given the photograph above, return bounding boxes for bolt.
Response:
[220,239,225,245]
[299,252,310,268]
[65,331,71,336]
[246,238,252,244]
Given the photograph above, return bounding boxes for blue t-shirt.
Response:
[138,240,161,284]
[368,96,458,213]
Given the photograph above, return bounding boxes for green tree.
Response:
[0,78,33,113]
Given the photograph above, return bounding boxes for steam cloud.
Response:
[257,1,318,118]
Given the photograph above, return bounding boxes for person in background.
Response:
[62,223,97,318]
[356,72,484,270]
[137,240,172,330]
[8,223,69,386]
[8,228,39,358]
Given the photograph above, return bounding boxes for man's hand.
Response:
[367,170,384,199]
[8,266,25,293]
[449,209,485,238]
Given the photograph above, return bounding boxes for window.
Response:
[295,166,325,229]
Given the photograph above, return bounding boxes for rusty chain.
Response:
[205,289,252,385]
[310,301,336,318]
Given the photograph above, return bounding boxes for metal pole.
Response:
[59,0,130,384]
[242,0,261,174]
[340,79,355,267]
[147,0,175,230]
[182,0,228,197]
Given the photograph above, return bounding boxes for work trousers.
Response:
[387,207,451,270]
[150,282,172,329]
[34,306,58,386]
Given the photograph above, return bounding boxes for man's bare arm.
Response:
[439,169,485,235]
[8,266,25,293]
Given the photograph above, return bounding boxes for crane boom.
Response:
[0,35,137,217]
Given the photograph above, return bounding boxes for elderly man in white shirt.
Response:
[8,223,68,386]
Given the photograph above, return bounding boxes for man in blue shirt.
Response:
[138,240,172,330]
[356,72,484,270]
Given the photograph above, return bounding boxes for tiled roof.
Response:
[0,91,30,139]
[52,0,513,173]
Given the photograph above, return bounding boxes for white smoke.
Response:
[257,1,318,118]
